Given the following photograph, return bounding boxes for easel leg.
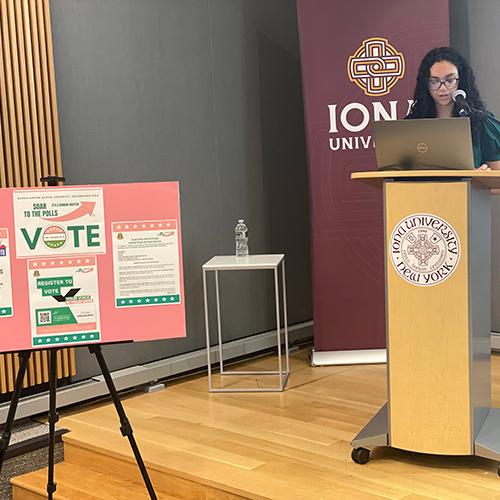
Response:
[47,349,58,499]
[0,351,31,471]
[88,345,157,500]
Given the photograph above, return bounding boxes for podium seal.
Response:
[390,213,460,286]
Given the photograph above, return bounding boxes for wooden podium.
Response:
[350,170,500,473]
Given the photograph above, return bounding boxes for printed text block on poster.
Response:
[28,256,101,347]
[14,188,106,258]
[0,229,13,318]
[112,220,181,308]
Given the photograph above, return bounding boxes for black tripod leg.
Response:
[88,345,157,500]
[47,348,58,499]
[0,351,31,472]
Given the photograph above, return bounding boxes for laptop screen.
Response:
[372,117,475,170]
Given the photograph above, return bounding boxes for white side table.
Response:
[202,254,289,392]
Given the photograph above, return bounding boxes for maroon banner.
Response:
[297,1,449,358]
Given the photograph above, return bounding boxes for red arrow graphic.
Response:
[43,202,96,222]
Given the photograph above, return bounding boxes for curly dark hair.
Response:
[406,47,488,139]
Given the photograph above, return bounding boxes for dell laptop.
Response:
[372,117,475,170]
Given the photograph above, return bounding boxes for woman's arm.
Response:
[479,161,500,195]
[477,161,500,170]
[487,160,500,170]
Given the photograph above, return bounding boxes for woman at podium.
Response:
[406,47,500,170]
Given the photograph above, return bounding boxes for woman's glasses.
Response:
[428,77,459,91]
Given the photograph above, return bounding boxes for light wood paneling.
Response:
[0,0,75,393]
[0,349,75,393]
[0,0,62,187]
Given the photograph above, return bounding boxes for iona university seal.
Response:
[390,213,460,286]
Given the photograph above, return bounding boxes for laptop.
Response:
[372,117,475,170]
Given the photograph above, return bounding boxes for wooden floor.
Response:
[17,347,500,499]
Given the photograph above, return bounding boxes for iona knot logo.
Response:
[348,37,405,96]
[390,214,460,287]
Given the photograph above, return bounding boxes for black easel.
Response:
[0,177,157,499]
[0,346,157,500]
[88,344,157,499]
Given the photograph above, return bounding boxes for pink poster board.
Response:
[0,182,185,352]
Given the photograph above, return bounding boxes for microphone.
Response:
[452,89,470,117]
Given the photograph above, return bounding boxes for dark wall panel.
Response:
[450,0,500,331]
[49,0,311,378]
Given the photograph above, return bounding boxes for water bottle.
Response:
[235,219,249,257]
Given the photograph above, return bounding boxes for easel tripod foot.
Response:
[0,346,158,500]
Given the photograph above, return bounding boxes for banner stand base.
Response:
[310,348,387,366]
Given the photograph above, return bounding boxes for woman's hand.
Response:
[478,164,491,170]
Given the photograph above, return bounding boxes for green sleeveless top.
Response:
[473,114,500,168]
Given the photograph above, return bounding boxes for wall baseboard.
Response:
[4,324,498,423]
[0,322,313,423]
[491,332,500,351]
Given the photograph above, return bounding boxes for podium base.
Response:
[352,404,500,466]
[475,408,500,461]
[351,403,388,448]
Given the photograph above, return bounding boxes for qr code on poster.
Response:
[37,311,52,325]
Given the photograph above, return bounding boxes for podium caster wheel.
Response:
[351,447,370,465]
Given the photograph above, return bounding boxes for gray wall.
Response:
[450,0,500,331]
[50,0,311,379]
[50,0,500,380]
